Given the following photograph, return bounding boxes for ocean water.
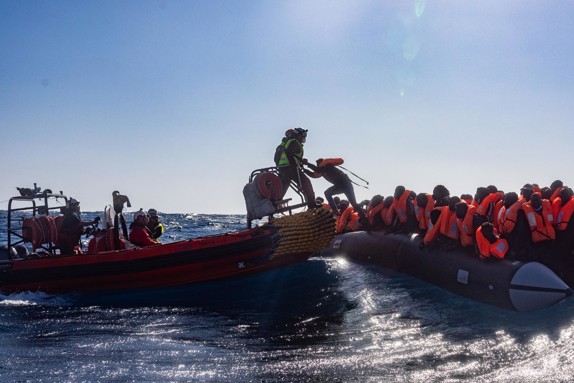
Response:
[1,212,574,382]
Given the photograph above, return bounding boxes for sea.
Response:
[1,211,574,383]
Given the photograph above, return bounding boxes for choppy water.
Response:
[1,211,574,382]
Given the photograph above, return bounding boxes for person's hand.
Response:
[302,158,309,165]
[93,216,101,224]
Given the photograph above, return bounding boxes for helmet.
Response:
[293,127,308,137]
[147,208,158,217]
[133,209,147,221]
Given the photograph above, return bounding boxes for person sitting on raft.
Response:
[146,208,165,241]
[129,209,160,247]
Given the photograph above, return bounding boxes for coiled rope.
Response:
[269,208,336,258]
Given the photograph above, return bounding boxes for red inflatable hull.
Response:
[0,226,310,294]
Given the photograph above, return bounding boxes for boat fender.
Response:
[254,172,283,200]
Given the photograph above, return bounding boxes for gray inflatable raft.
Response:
[320,231,571,311]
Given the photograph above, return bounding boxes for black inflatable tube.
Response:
[322,231,571,311]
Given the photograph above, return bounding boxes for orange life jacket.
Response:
[336,206,355,234]
[457,204,476,247]
[424,206,460,244]
[476,193,501,222]
[492,200,503,231]
[389,190,412,224]
[440,208,459,240]
[556,197,574,231]
[497,199,525,236]
[551,186,565,202]
[367,202,386,225]
[475,226,508,259]
[318,158,344,167]
[522,200,555,242]
[414,194,434,231]
[88,228,126,253]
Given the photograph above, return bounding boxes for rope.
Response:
[269,208,336,258]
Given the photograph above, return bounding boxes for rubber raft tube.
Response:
[320,231,571,312]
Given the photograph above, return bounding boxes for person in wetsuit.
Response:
[304,157,368,224]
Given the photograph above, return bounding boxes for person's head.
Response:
[503,192,518,208]
[486,185,498,194]
[474,187,488,203]
[68,198,80,213]
[432,185,450,203]
[383,196,394,208]
[448,196,461,211]
[148,208,159,223]
[338,200,349,213]
[560,187,574,202]
[416,193,428,208]
[521,184,534,201]
[133,209,149,225]
[541,187,552,200]
[460,194,473,204]
[394,185,405,199]
[455,201,468,219]
[480,222,497,243]
[530,194,542,211]
[370,194,384,207]
[284,129,294,138]
[315,196,324,204]
[316,158,324,166]
[550,179,563,192]
[292,127,308,143]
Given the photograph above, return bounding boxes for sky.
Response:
[1,0,574,214]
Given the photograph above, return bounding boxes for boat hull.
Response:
[324,231,571,311]
[0,227,309,294]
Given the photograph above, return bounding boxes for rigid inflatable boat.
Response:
[1,186,335,295]
[322,231,571,311]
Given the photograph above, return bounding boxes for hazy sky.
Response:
[2,1,573,214]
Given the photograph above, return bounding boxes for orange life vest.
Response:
[522,200,556,242]
[475,193,501,222]
[497,199,525,236]
[389,190,412,224]
[336,206,355,234]
[414,194,434,231]
[424,206,460,245]
[556,197,574,231]
[457,204,476,247]
[475,226,508,259]
[367,202,386,225]
[551,186,565,202]
[318,158,344,167]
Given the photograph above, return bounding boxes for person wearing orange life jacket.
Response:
[366,195,386,231]
[304,157,369,227]
[460,194,473,205]
[455,201,476,248]
[58,198,100,255]
[549,179,565,201]
[475,222,509,260]
[554,187,574,285]
[522,194,555,244]
[423,196,460,251]
[385,186,417,234]
[519,183,535,203]
[335,200,354,233]
[421,185,451,248]
[276,127,316,209]
[414,193,434,234]
[473,185,501,225]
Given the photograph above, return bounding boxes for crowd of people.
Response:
[57,200,165,254]
[272,128,574,280]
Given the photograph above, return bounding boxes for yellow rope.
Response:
[270,208,336,258]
